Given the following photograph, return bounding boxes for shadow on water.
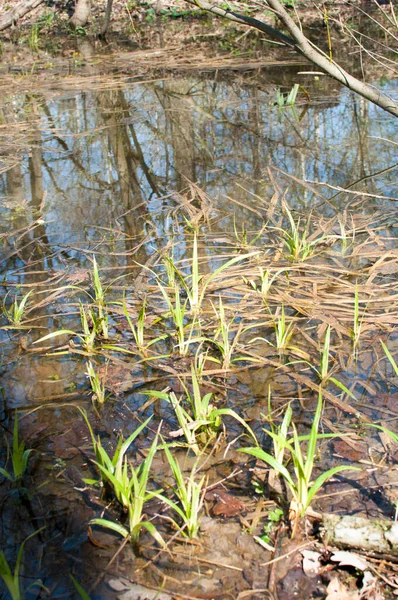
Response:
[0,36,397,599]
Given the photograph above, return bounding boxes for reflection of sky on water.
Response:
[0,73,397,253]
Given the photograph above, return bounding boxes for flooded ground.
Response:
[0,37,398,600]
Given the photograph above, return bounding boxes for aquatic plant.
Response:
[144,365,256,454]
[244,267,281,304]
[291,325,356,399]
[275,83,299,107]
[70,575,91,600]
[2,290,33,328]
[34,302,101,354]
[350,282,368,353]
[78,407,152,495]
[122,296,166,357]
[240,392,359,534]
[90,433,166,548]
[160,231,258,314]
[85,361,108,405]
[209,296,243,369]
[233,218,266,249]
[278,205,324,261]
[0,528,44,600]
[160,442,206,538]
[157,283,200,356]
[0,413,32,483]
[380,340,398,376]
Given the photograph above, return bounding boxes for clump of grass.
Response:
[244,267,281,305]
[122,296,166,357]
[78,408,151,494]
[80,408,165,547]
[233,218,266,249]
[157,283,201,356]
[208,296,244,369]
[85,361,108,405]
[90,432,165,548]
[240,392,359,536]
[33,302,102,355]
[2,291,33,328]
[0,413,32,484]
[160,443,206,538]
[144,365,256,455]
[278,205,324,261]
[159,231,258,314]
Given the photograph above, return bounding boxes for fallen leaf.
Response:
[331,551,369,571]
[326,576,360,600]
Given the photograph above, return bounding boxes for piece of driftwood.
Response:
[0,0,44,32]
[321,514,398,556]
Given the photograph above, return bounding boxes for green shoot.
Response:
[77,407,152,494]
[233,219,267,249]
[368,423,398,444]
[70,576,91,600]
[160,442,206,538]
[122,296,166,357]
[157,283,200,356]
[240,392,360,527]
[319,325,355,398]
[90,433,165,548]
[244,267,281,304]
[0,413,32,483]
[381,340,398,376]
[2,291,33,328]
[33,303,100,354]
[350,282,368,353]
[277,205,324,261]
[0,528,44,600]
[276,84,299,107]
[85,361,107,405]
[161,234,259,313]
[209,296,242,369]
[144,365,256,454]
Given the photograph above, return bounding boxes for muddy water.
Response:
[0,45,398,600]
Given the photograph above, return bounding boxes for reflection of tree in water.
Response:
[1,69,397,249]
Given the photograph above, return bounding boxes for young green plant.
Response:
[0,528,44,600]
[144,365,256,454]
[90,433,165,548]
[240,392,359,534]
[2,290,33,328]
[380,340,398,376]
[122,296,165,357]
[277,205,324,261]
[160,232,259,313]
[160,442,206,538]
[78,407,152,495]
[157,284,200,356]
[0,413,32,483]
[85,361,107,405]
[34,303,100,355]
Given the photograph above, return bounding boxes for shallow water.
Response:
[0,43,398,599]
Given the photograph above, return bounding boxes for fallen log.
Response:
[321,514,398,556]
[0,0,44,32]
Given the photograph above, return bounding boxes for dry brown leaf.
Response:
[326,576,360,600]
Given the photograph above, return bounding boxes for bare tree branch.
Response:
[185,0,398,117]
